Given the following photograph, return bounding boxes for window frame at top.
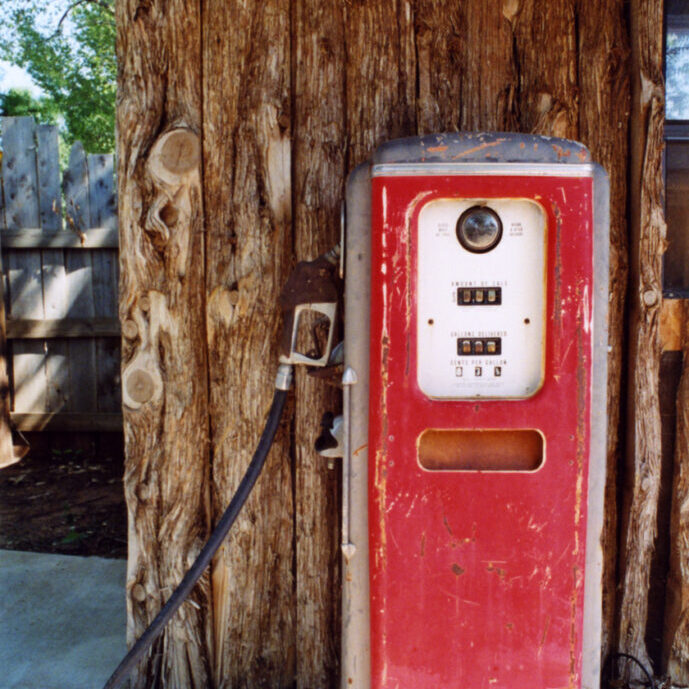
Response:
[663,1,689,296]
[665,1,689,134]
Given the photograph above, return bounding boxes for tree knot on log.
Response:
[144,127,201,278]
[121,292,173,410]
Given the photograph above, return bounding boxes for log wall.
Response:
[115,0,679,686]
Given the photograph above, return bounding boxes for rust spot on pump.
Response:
[538,615,551,655]
[452,564,465,576]
[374,335,391,570]
[451,139,506,159]
[486,563,506,579]
[551,143,572,160]
[443,515,453,535]
[551,202,564,357]
[353,443,368,457]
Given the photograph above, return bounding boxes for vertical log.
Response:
[344,0,416,168]
[414,0,463,133]
[665,302,689,680]
[576,0,631,662]
[202,2,295,687]
[458,0,519,132]
[512,0,579,139]
[116,1,212,687]
[292,1,345,686]
[617,0,666,678]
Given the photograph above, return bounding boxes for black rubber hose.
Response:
[103,387,289,689]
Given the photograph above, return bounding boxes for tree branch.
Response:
[50,0,114,39]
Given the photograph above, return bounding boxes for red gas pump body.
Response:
[365,137,607,689]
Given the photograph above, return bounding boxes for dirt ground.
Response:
[0,432,126,559]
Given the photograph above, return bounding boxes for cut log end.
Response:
[159,129,201,175]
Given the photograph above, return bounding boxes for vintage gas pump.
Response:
[332,132,609,689]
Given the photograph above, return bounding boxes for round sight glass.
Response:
[456,206,503,253]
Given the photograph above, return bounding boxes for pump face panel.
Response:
[417,198,546,399]
[366,157,607,689]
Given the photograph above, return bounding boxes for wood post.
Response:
[201,2,295,686]
[576,0,631,660]
[292,1,345,684]
[617,0,666,678]
[665,301,689,680]
[116,0,211,686]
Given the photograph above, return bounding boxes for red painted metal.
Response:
[368,174,594,689]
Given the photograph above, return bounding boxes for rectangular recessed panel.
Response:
[418,428,544,471]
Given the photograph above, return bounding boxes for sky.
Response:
[0,60,42,96]
[0,1,73,98]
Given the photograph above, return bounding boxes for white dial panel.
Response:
[416,198,546,399]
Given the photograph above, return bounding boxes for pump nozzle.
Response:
[278,248,341,367]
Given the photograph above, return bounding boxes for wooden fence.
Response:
[0,116,120,456]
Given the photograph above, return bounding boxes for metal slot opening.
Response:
[417,429,544,472]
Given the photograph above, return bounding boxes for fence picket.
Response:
[88,154,120,412]
[0,124,14,463]
[63,142,98,412]
[2,117,48,415]
[36,125,70,413]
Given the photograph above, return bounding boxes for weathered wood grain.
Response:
[36,124,70,414]
[0,119,38,462]
[512,0,579,139]
[116,0,212,686]
[576,0,631,661]
[665,300,689,681]
[63,143,97,413]
[88,153,120,413]
[0,132,8,465]
[36,125,62,234]
[457,0,518,132]
[202,2,295,686]
[11,411,122,432]
[293,0,345,685]
[617,0,666,678]
[1,117,42,230]
[344,0,416,168]
[0,231,13,466]
[6,318,120,339]
[0,228,119,248]
[414,0,463,133]
[2,117,47,415]
[661,299,686,353]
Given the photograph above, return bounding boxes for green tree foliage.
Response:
[0,87,59,122]
[0,0,115,153]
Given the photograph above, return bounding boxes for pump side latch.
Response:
[278,251,340,367]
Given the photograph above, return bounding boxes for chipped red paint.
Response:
[368,174,595,689]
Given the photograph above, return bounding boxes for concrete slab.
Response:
[0,550,127,689]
